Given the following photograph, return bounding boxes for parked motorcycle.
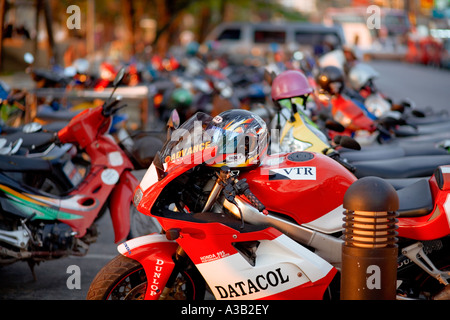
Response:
[87,108,450,300]
[0,68,146,277]
[270,70,450,180]
[347,62,450,126]
[319,49,447,125]
[315,66,450,145]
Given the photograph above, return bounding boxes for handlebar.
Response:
[102,99,120,116]
[233,178,268,214]
[375,123,393,137]
[327,151,356,173]
[102,99,127,117]
[243,188,267,213]
[221,174,268,229]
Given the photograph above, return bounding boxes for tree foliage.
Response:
[34,0,308,59]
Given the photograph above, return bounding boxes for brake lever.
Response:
[222,180,245,229]
[102,99,121,117]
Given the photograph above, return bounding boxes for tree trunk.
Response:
[122,0,135,58]
[154,0,171,55]
[86,0,95,57]
[43,0,57,65]
[0,0,6,71]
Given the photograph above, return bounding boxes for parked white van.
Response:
[204,22,346,60]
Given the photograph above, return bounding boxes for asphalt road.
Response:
[369,60,450,112]
[0,60,449,300]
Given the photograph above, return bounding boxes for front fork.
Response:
[158,245,190,300]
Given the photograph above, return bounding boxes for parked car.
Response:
[204,22,346,62]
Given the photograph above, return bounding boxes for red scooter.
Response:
[0,69,140,273]
[87,109,450,300]
[55,68,138,243]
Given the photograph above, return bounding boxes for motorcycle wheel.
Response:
[86,254,206,300]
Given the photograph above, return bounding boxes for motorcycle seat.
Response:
[2,131,56,152]
[340,143,448,162]
[36,108,80,122]
[353,155,450,179]
[386,177,429,190]
[0,154,52,172]
[396,178,434,217]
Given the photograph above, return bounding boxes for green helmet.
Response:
[170,88,193,109]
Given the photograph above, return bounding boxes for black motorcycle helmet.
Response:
[316,66,345,95]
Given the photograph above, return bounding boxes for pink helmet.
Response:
[271,70,313,101]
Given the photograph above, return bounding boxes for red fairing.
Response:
[397,176,450,240]
[109,170,139,243]
[160,218,283,265]
[155,217,336,300]
[137,161,199,217]
[240,152,356,224]
[258,268,337,300]
[119,237,178,300]
[331,95,375,132]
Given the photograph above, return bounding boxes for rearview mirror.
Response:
[165,109,180,141]
[114,67,126,87]
[168,109,180,129]
[106,67,126,103]
[325,119,345,133]
[334,135,361,150]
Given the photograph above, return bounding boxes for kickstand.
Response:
[27,259,37,281]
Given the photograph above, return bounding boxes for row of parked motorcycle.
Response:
[1,45,450,300]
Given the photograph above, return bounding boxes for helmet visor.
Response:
[159,112,268,168]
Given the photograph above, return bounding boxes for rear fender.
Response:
[109,170,139,243]
[118,234,178,300]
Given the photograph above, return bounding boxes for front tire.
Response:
[87,254,206,300]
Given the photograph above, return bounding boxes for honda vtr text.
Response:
[0,69,138,273]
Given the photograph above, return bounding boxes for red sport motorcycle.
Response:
[87,109,450,300]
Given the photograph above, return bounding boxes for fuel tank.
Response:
[240,152,357,225]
